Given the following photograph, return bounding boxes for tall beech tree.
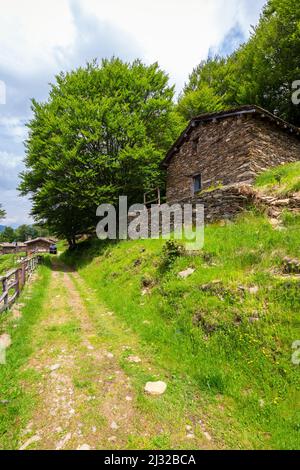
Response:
[20,58,183,247]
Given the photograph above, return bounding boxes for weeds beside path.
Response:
[1,258,218,450]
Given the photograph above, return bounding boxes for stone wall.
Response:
[166,114,300,205]
[180,184,254,223]
[25,241,51,253]
[249,118,300,173]
[127,184,255,237]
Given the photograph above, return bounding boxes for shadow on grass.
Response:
[59,237,119,270]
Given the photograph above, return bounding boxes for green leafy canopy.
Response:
[19,58,184,246]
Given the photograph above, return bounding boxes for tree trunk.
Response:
[68,237,77,250]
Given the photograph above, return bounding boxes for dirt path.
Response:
[18,261,215,450]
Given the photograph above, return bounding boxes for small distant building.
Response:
[0,242,27,255]
[24,237,54,253]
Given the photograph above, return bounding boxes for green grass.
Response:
[62,211,300,449]
[255,161,300,196]
[0,262,51,449]
[0,253,27,276]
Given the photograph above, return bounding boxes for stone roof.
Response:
[161,105,300,167]
[0,242,26,248]
[24,237,53,245]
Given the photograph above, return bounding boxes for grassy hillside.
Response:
[62,209,300,449]
[0,253,27,276]
[255,162,300,196]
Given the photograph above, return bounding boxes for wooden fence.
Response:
[0,255,41,314]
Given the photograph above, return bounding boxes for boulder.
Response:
[178,268,195,279]
[144,381,167,396]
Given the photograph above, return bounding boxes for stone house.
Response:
[161,105,300,209]
[24,237,54,253]
[0,242,27,255]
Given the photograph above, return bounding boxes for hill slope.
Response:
[62,189,300,449]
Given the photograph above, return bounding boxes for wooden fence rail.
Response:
[0,255,41,314]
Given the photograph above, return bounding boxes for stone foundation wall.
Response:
[180,184,254,223]
[127,184,255,236]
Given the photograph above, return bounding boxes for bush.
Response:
[161,240,184,271]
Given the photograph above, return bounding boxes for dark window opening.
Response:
[193,174,202,193]
[192,138,198,151]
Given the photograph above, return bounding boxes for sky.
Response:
[0,0,266,227]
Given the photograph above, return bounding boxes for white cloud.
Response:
[82,0,266,89]
[0,0,266,89]
[0,189,32,226]
[0,0,75,76]
[0,117,27,143]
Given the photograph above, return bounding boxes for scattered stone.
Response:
[185,425,193,432]
[178,268,195,279]
[141,288,151,296]
[125,396,132,401]
[199,280,222,291]
[0,400,10,405]
[92,426,97,433]
[203,431,212,441]
[77,444,90,450]
[49,364,61,372]
[106,352,114,359]
[186,433,195,439]
[108,436,117,442]
[249,286,259,295]
[12,309,22,319]
[283,256,300,274]
[269,218,280,228]
[249,315,260,323]
[110,421,119,430]
[0,333,11,349]
[144,381,167,396]
[56,432,72,450]
[87,345,94,350]
[19,435,41,450]
[126,355,141,363]
[271,199,290,207]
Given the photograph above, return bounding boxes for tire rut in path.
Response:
[20,263,150,450]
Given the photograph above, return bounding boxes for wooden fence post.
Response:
[2,277,8,310]
[21,261,26,287]
[0,255,41,314]
[15,269,19,299]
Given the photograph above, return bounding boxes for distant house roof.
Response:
[161,105,300,168]
[24,237,53,245]
[0,242,26,248]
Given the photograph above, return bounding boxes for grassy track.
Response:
[0,262,51,449]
